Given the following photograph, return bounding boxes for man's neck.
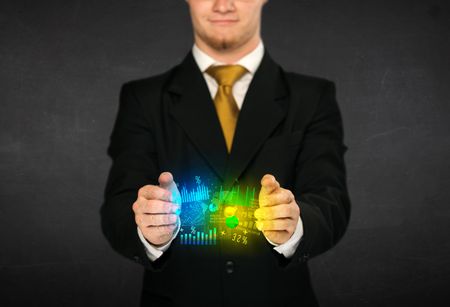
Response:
[194,36,261,64]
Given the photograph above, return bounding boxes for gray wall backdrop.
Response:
[1,0,449,306]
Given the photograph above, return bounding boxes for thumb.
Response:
[259,174,279,207]
[158,172,182,206]
[260,174,279,194]
[158,171,175,190]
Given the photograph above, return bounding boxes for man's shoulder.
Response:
[281,69,335,90]
[120,64,180,95]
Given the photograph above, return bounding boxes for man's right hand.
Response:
[132,172,181,246]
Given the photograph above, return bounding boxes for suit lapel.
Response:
[167,50,289,186]
[224,51,289,188]
[168,51,229,181]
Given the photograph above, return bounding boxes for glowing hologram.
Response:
[177,175,261,248]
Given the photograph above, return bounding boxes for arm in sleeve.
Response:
[137,220,180,261]
[264,215,304,258]
[99,82,171,271]
[285,80,351,267]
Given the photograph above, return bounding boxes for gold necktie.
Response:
[205,64,248,153]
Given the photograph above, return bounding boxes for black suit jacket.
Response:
[100,49,351,307]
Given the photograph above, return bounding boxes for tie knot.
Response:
[205,64,248,87]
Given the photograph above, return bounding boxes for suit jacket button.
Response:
[225,260,234,274]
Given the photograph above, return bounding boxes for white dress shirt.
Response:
[137,40,304,261]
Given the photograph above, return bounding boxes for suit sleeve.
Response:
[285,80,351,267]
[100,82,170,271]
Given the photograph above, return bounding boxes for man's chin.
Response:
[208,38,240,51]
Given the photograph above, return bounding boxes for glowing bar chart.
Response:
[217,185,256,207]
[180,228,217,245]
[180,184,210,203]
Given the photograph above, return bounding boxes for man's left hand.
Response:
[254,174,300,245]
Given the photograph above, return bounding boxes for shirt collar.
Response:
[192,40,264,75]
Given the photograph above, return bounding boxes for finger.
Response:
[140,214,178,227]
[159,171,182,205]
[261,230,289,245]
[259,188,294,207]
[254,204,297,220]
[140,199,180,214]
[138,185,172,201]
[147,224,177,235]
[260,174,280,195]
[143,224,178,235]
[255,219,292,231]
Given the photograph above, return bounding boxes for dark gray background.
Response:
[1,0,449,306]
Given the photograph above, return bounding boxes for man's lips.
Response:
[210,19,238,25]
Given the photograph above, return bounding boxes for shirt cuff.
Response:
[264,215,304,258]
[136,218,181,262]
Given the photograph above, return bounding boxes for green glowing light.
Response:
[225,216,239,228]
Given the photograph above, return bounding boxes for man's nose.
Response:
[212,0,235,13]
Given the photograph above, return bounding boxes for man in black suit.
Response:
[101,0,351,306]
